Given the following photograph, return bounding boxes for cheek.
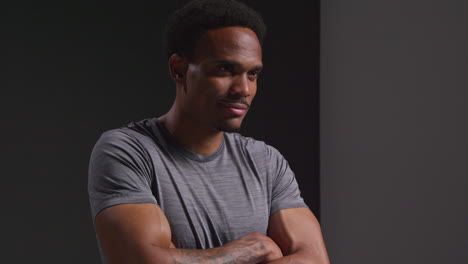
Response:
[197,78,230,100]
[186,69,231,101]
[185,79,222,112]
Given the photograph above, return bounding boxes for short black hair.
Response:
[163,0,267,59]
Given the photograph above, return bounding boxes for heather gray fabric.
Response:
[88,117,307,261]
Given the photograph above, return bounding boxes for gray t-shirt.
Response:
[88,118,307,260]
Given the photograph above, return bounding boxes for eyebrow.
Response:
[209,59,263,71]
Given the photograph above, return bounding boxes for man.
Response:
[88,0,329,263]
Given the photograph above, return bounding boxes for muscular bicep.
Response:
[95,203,172,264]
[267,207,329,262]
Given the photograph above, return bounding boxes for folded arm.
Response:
[95,203,283,264]
[266,207,330,264]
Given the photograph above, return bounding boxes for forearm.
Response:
[155,246,262,264]
[265,249,329,264]
[130,234,272,264]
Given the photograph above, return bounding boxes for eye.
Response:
[248,70,260,78]
[218,64,233,72]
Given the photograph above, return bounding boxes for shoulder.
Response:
[94,128,142,151]
[93,118,159,152]
[89,127,155,185]
[91,126,155,165]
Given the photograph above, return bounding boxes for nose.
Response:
[229,73,251,97]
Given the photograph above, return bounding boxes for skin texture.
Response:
[160,26,262,155]
[266,208,330,264]
[95,203,283,264]
[94,26,330,263]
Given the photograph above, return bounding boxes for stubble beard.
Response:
[214,118,243,133]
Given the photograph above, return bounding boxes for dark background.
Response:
[321,0,468,263]
[4,0,467,263]
[3,0,320,263]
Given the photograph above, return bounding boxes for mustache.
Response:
[218,98,250,108]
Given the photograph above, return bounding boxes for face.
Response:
[179,27,263,132]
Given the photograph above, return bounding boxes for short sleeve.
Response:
[268,146,308,215]
[88,129,157,221]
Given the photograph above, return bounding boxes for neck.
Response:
[158,106,224,156]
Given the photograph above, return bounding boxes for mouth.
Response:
[218,100,249,117]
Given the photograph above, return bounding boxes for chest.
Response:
[151,156,272,249]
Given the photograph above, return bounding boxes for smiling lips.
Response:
[218,101,249,116]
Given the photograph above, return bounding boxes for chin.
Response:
[214,119,243,133]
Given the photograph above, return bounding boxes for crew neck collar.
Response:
[153,118,225,162]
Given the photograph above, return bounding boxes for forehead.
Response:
[192,27,262,65]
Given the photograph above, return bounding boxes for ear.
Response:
[168,54,188,82]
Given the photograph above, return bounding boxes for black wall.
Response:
[3,1,319,262]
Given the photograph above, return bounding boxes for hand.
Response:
[239,232,283,263]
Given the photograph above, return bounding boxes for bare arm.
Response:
[95,203,283,264]
[265,207,330,264]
